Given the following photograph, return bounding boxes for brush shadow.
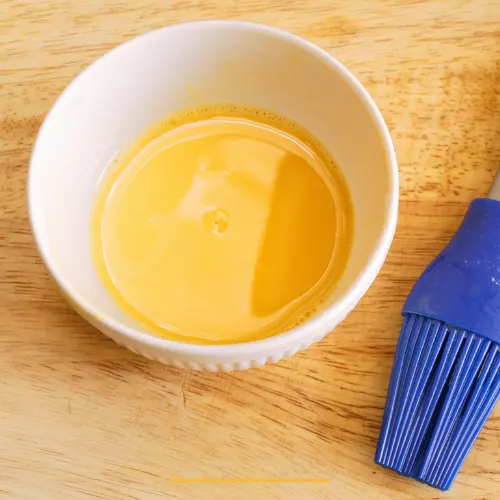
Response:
[250,152,337,318]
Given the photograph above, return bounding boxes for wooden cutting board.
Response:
[1,0,500,498]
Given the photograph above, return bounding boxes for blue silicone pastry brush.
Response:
[375,170,500,490]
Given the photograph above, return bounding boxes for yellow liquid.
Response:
[92,105,354,344]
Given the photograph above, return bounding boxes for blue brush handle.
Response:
[403,198,500,342]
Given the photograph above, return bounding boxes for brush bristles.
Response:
[375,314,500,490]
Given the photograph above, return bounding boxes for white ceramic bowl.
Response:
[28,21,398,371]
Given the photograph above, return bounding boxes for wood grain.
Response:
[1,0,500,499]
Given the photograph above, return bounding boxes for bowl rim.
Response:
[28,20,398,356]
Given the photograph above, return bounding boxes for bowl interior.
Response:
[29,22,395,337]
